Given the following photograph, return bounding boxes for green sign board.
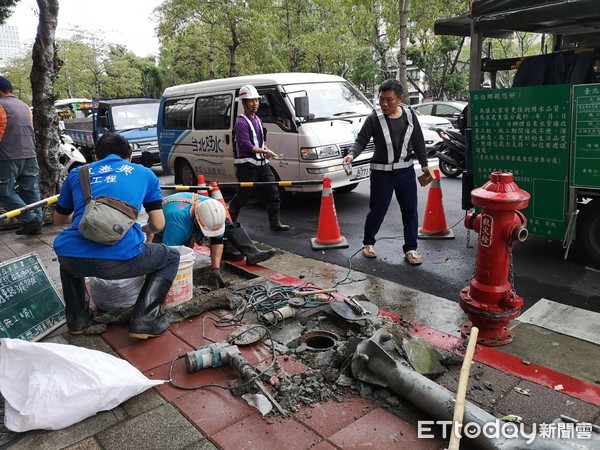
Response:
[471,85,571,239]
[0,253,65,341]
[571,84,600,188]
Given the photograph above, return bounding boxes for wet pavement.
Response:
[0,222,599,450]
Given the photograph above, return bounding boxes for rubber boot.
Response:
[128,276,173,339]
[225,222,276,265]
[60,269,92,335]
[268,205,290,231]
[228,205,239,223]
[223,237,245,261]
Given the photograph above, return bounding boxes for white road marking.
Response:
[516,298,600,345]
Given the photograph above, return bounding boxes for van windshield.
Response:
[112,103,159,131]
[283,82,372,120]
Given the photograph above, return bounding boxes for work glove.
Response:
[209,268,230,288]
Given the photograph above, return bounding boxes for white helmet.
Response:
[239,85,261,101]
[194,198,226,237]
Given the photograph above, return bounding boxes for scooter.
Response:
[58,134,86,177]
[435,128,465,178]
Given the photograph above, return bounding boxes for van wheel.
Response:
[176,160,196,186]
[334,183,359,194]
[576,199,600,267]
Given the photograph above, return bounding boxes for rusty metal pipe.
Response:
[351,329,591,450]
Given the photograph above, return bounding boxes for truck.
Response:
[435,0,600,266]
[62,97,160,167]
[55,98,93,120]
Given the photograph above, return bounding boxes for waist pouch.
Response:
[77,165,139,245]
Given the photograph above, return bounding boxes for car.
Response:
[412,101,467,127]
[412,110,454,157]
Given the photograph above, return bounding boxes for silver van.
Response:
[157,73,374,194]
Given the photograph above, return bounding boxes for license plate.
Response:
[354,166,370,180]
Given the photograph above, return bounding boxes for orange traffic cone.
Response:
[418,169,454,239]
[197,175,209,197]
[311,177,348,250]
[210,181,232,221]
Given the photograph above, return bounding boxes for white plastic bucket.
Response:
[165,246,196,308]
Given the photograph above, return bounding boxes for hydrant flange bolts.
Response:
[461,172,531,346]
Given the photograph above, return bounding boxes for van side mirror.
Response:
[99,115,109,128]
[294,96,310,119]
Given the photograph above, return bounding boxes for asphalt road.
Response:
[157,164,600,314]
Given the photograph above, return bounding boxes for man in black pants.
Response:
[343,79,431,266]
[228,84,289,231]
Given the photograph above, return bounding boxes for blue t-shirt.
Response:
[53,155,163,260]
[161,193,224,246]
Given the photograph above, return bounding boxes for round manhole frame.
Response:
[300,330,339,352]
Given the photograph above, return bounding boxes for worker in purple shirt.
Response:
[228,85,289,231]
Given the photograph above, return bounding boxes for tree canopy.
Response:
[1,1,552,109]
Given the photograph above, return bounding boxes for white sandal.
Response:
[362,245,377,258]
[405,250,423,265]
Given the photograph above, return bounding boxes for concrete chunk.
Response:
[402,336,447,377]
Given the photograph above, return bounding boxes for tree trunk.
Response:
[30,0,61,199]
[208,29,215,80]
[398,0,410,100]
[228,21,239,78]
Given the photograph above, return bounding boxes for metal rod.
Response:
[0,195,60,222]
[161,180,323,191]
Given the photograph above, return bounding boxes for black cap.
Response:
[0,76,13,91]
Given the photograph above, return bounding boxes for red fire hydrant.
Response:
[460,172,530,346]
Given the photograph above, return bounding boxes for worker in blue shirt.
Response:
[53,133,180,339]
[153,191,276,271]
[158,194,229,288]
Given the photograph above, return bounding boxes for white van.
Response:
[157,73,374,194]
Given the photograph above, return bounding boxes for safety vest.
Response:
[370,106,414,171]
[234,114,267,166]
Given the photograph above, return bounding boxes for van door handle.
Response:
[225,135,230,145]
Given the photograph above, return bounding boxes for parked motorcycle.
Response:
[435,128,465,178]
[58,134,86,177]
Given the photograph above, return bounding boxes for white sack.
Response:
[0,338,165,432]
[89,276,144,310]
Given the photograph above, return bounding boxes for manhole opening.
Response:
[304,335,335,349]
[301,330,338,351]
